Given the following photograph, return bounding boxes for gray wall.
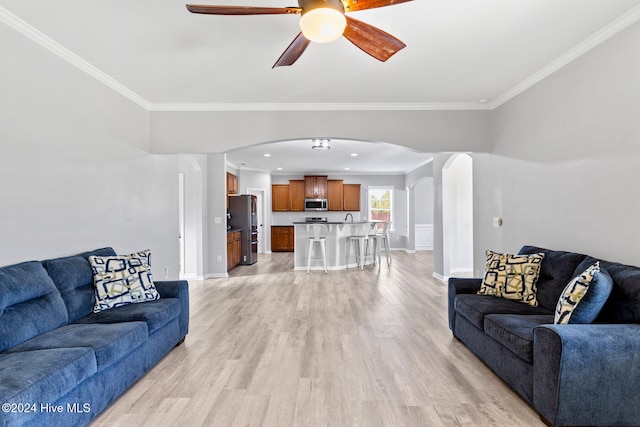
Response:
[473,19,640,273]
[5,10,640,279]
[149,110,493,154]
[0,23,180,275]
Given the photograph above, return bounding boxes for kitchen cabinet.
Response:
[272,184,290,211]
[271,226,294,252]
[289,180,305,211]
[227,231,242,270]
[226,172,238,195]
[343,184,361,211]
[304,175,328,199]
[327,180,344,211]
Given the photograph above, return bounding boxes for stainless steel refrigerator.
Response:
[228,195,258,265]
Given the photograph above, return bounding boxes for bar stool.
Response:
[307,224,328,273]
[370,222,392,266]
[345,223,375,270]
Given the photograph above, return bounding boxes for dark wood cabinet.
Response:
[304,176,328,199]
[226,172,238,195]
[343,184,361,211]
[327,180,344,211]
[227,231,242,270]
[272,184,290,211]
[271,226,294,252]
[289,180,305,211]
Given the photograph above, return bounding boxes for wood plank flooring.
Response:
[92,252,544,427]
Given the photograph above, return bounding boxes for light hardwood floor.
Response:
[92,252,545,427]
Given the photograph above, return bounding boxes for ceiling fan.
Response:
[186,0,413,68]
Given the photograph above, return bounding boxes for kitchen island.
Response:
[293,221,382,271]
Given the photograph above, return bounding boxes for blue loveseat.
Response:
[0,247,189,427]
[448,245,640,426]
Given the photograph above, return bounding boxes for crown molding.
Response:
[0,6,151,110]
[4,4,640,113]
[491,4,640,108]
[148,102,492,112]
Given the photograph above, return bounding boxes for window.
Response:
[368,186,393,229]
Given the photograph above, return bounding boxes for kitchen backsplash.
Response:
[272,211,363,225]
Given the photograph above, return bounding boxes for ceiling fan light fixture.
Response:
[311,138,331,150]
[299,0,346,43]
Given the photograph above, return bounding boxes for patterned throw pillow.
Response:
[478,250,545,306]
[554,262,612,324]
[89,250,160,313]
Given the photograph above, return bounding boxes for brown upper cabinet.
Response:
[343,184,361,211]
[304,176,328,199]
[272,184,290,212]
[327,180,344,211]
[289,180,305,211]
[226,172,238,195]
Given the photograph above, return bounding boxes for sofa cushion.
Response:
[484,314,554,363]
[518,246,587,312]
[6,322,148,371]
[43,247,116,323]
[555,262,613,324]
[89,250,160,313]
[455,293,551,330]
[0,261,69,352]
[0,348,97,425]
[75,298,180,335]
[478,250,544,306]
[575,256,640,324]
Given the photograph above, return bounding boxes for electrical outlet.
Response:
[164,267,169,279]
[217,255,222,262]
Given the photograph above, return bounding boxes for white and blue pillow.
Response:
[554,261,613,324]
[89,250,160,313]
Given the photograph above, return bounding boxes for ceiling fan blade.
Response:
[273,33,311,68]
[186,4,300,15]
[343,16,406,62]
[344,0,413,12]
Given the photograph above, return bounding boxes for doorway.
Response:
[442,153,474,278]
[178,155,204,280]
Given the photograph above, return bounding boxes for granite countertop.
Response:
[227,228,242,233]
[292,221,382,225]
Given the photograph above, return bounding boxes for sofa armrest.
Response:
[533,324,640,426]
[155,280,189,339]
[447,278,482,331]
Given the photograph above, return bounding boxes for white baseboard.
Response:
[179,273,204,281]
[204,272,229,279]
[432,272,449,282]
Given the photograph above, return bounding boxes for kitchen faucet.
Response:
[344,213,353,222]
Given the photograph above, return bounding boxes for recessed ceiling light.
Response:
[311,138,331,150]
[277,167,283,170]
[263,153,271,157]
[344,167,350,170]
[350,153,358,157]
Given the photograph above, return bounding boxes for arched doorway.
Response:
[179,155,205,280]
[442,153,473,278]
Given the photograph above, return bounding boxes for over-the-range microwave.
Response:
[304,198,328,211]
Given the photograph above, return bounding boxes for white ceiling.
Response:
[2,0,640,173]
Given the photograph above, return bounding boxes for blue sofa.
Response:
[0,247,189,427]
[448,245,640,426]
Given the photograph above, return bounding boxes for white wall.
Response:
[473,20,640,272]
[0,24,180,276]
[414,178,434,225]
